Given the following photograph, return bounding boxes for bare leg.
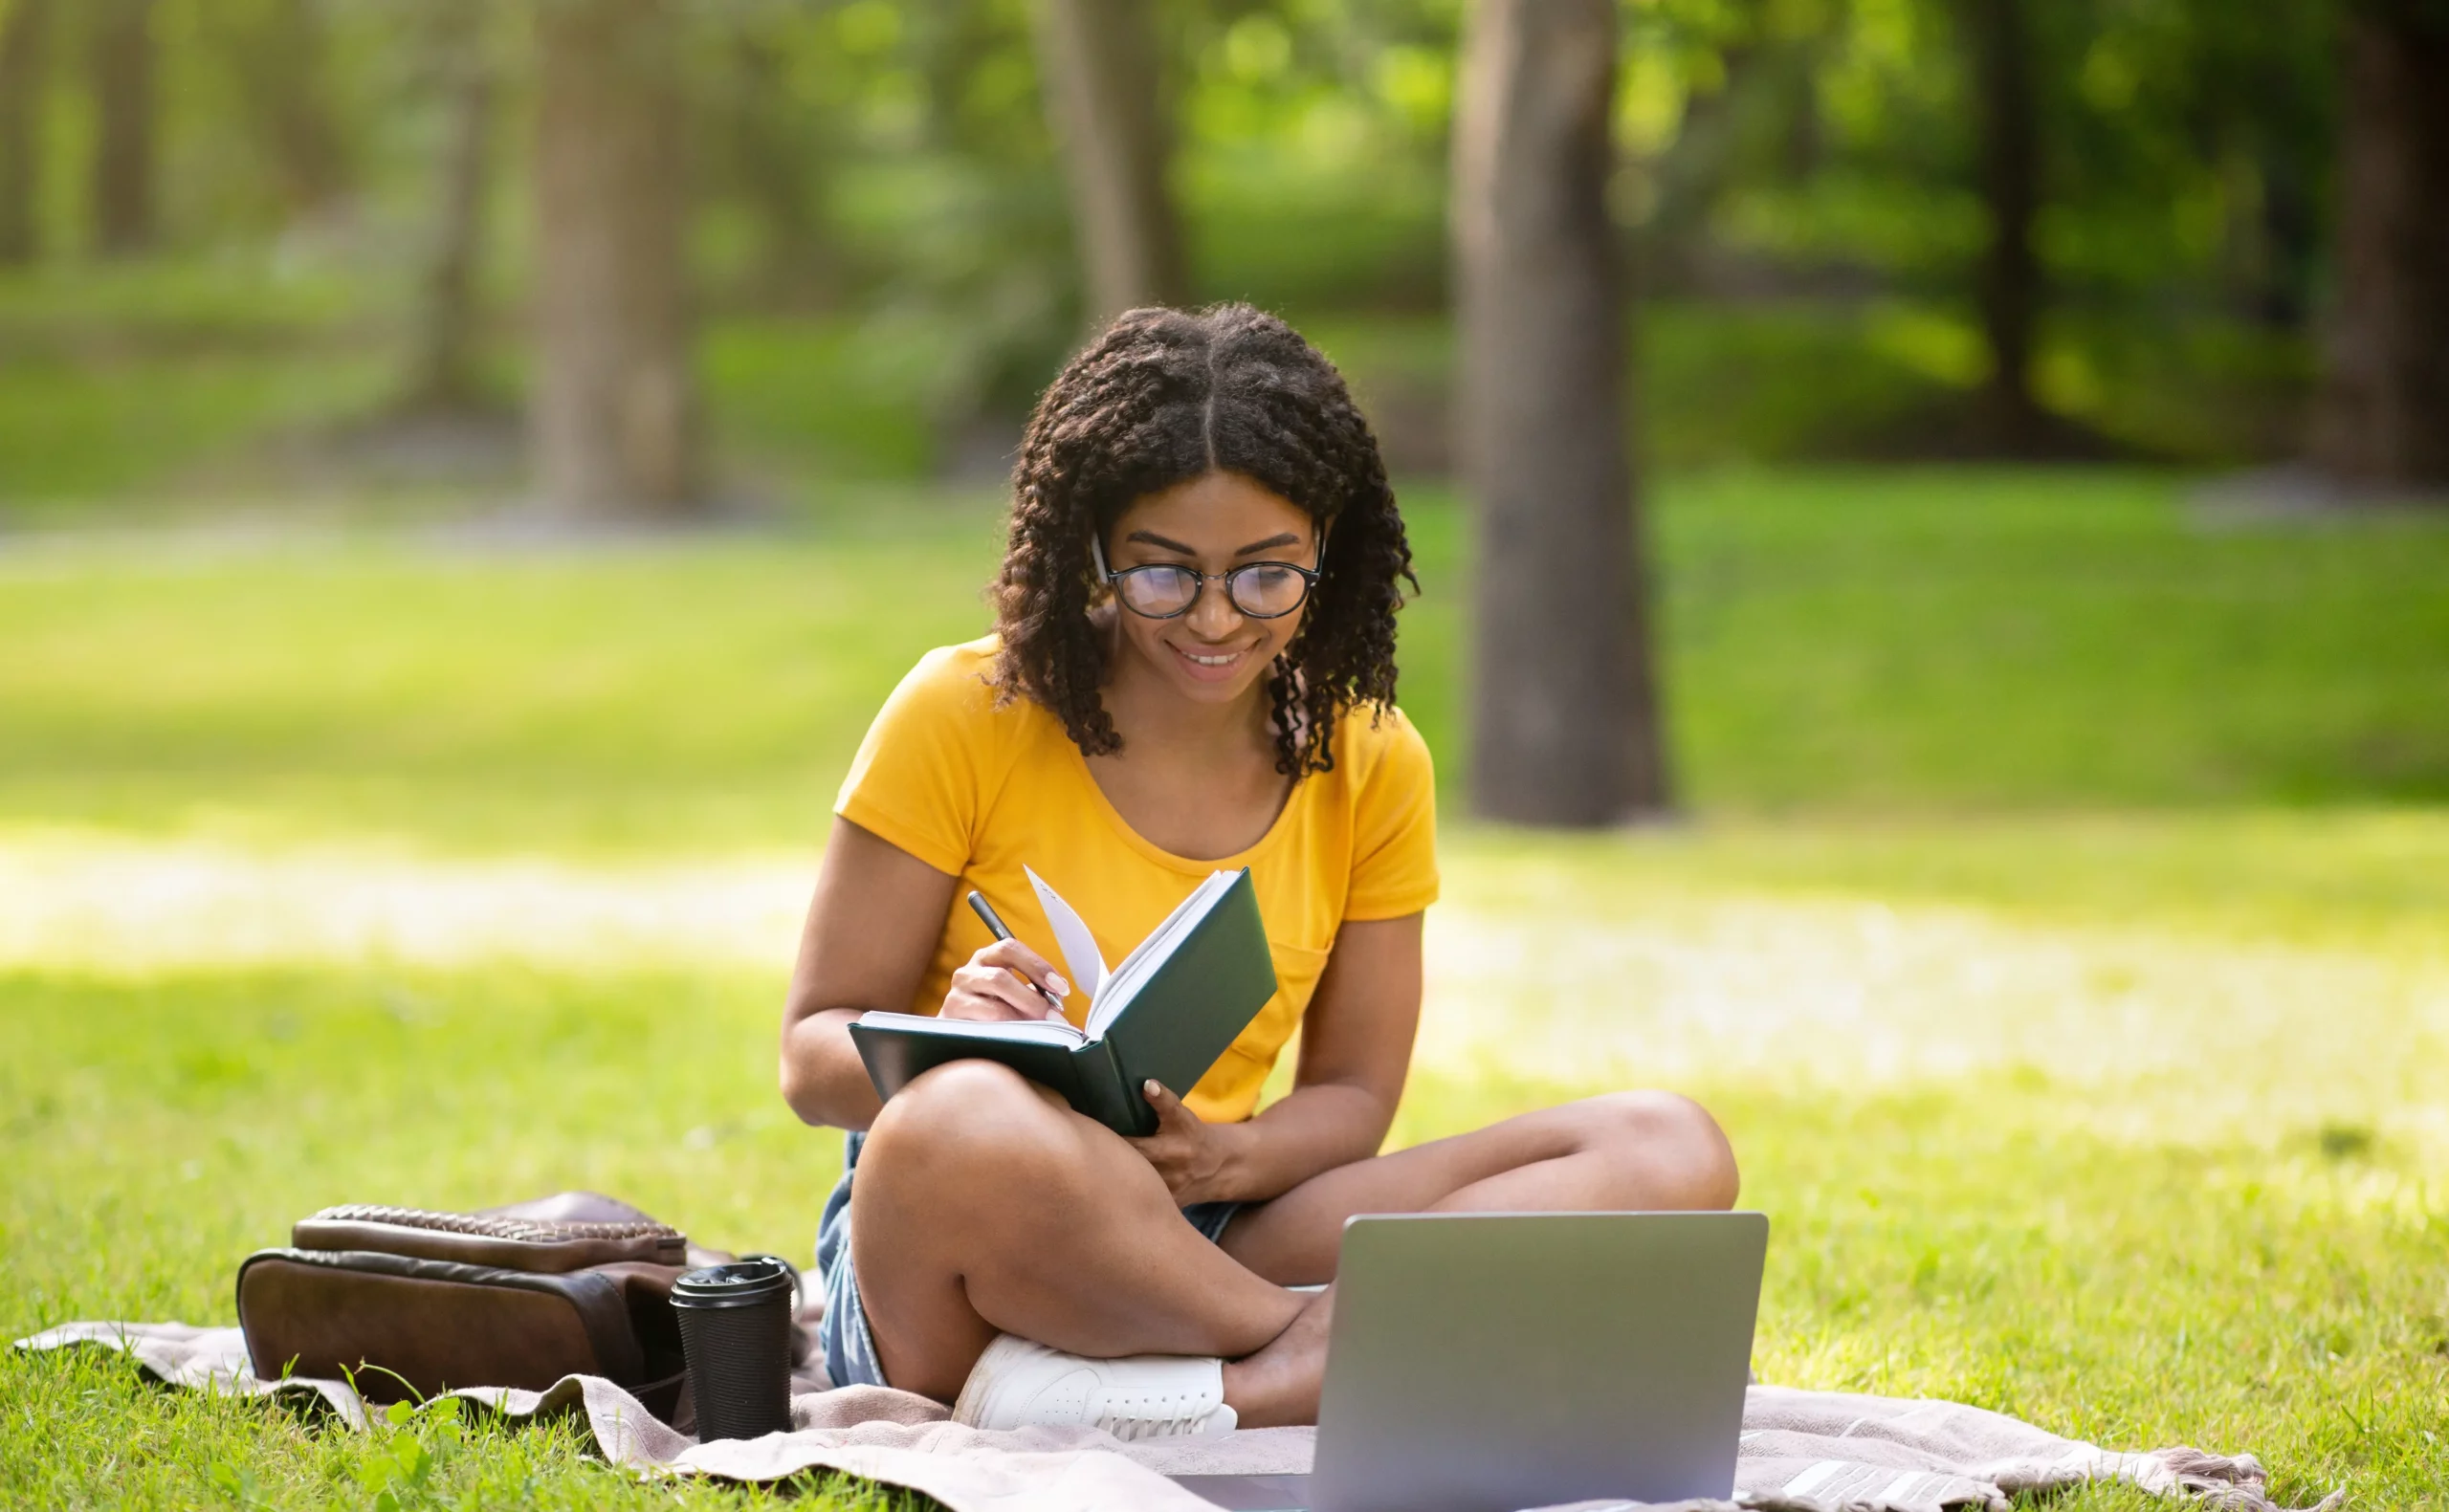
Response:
[1220,1091,1739,1426]
[849,1061,1306,1401]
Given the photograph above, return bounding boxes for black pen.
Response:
[966,890,1065,1011]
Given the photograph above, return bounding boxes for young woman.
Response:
[779,304,1737,1439]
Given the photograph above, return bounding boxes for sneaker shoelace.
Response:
[1094,1387,1215,1441]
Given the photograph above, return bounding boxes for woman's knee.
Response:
[1572,1090,1739,1210]
[860,1060,1078,1197]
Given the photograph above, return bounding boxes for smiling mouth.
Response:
[1168,641,1256,680]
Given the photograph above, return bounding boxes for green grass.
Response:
[5,469,2449,1506]
[3,473,2444,852]
[1651,470,2449,808]
[7,947,2445,1507]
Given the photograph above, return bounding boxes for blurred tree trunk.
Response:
[0,0,50,265]
[2312,3,2449,488]
[1964,0,2043,449]
[90,0,155,256]
[1453,0,1670,825]
[402,6,494,414]
[724,23,831,306]
[1030,0,1188,323]
[531,0,699,517]
[224,0,349,215]
[2251,145,2319,331]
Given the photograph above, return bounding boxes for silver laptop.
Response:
[1176,1211,1767,1512]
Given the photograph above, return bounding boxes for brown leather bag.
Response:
[236,1194,699,1412]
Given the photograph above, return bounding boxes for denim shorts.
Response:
[816,1130,1245,1390]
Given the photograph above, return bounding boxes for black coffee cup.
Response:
[672,1258,796,1441]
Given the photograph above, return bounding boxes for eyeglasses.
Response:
[1092,535,1322,621]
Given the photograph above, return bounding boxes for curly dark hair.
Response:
[992,304,1417,778]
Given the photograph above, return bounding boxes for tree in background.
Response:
[532,0,699,516]
[2312,0,2449,489]
[1961,0,2044,451]
[400,0,495,416]
[215,0,351,219]
[0,0,2413,488]
[1031,0,1190,323]
[1453,0,1669,824]
[857,0,1080,444]
[0,0,48,265]
[89,0,156,256]
[716,15,834,308]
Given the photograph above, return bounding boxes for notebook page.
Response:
[1089,870,1238,1037]
[855,1010,1086,1046]
[1023,866,1109,1003]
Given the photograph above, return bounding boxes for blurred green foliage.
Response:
[0,0,2351,507]
[0,286,2316,513]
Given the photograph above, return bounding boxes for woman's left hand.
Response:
[1128,1080,1245,1205]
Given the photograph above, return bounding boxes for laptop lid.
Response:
[1308,1211,1768,1512]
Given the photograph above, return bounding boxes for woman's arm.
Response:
[1130,911,1422,1205]
[781,816,1077,1129]
[780,818,957,1130]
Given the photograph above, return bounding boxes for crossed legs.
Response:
[848,1061,1739,1424]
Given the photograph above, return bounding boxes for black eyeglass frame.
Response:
[1090,533,1326,621]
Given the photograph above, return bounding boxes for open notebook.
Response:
[848,866,1278,1136]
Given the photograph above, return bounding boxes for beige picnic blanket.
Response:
[17,1322,2329,1512]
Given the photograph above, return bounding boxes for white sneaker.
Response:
[952,1334,1239,1442]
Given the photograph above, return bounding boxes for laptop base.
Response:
[1172,1472,1313,1511]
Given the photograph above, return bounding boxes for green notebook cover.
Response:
[849,867,1278,1136]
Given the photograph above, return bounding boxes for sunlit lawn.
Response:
[4,471,2448,1508]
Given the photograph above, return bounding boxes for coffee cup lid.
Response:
[673,1257,795,1308]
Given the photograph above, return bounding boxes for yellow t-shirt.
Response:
[835,636,1439,1125]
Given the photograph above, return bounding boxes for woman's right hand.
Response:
[941,938,1073,1022]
